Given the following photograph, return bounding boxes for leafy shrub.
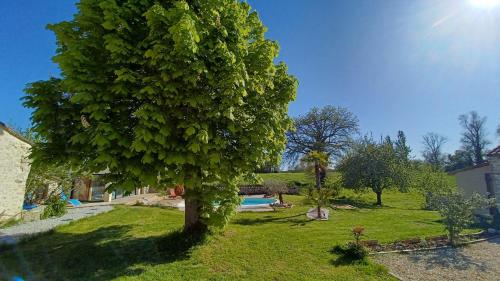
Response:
[321,177,343,198]
[332,242,368,260]
[306,188,335,217]
[413,165,454,210]
[40,195,67,219]
[345,242,368,259]
[263,180,288,204]
[430,191,494,246]
[332,225,368,260]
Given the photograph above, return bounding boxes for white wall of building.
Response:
[0,126,31,220]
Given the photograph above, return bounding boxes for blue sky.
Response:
[1,0,499,158]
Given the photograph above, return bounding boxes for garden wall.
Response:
[238,185,300,195]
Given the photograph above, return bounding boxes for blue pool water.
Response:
[241,198,276,206]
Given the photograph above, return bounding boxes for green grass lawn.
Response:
[0,190,478,281]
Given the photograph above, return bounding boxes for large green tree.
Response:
[23,0,297,232]
[337,136,405,206]
[285,106,359,189]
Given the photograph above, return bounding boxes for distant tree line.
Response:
[422,111,496,172]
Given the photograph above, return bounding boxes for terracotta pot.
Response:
[174,185,184,196]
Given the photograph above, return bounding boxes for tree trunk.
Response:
[376,191,382,206]
[184,196,207,233]
[278,192,284,205]
[314,160,321,191]
[315,160,323,219]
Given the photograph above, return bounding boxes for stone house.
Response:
[0,122,32,221]
[453,145,500,216]
[72,173,149,202]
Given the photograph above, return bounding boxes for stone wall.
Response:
[239,185,300,195]
[0,126,31,220]
[488,155,500,206]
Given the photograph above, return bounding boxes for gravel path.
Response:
[0,206,113,245]
[376,237,500,281]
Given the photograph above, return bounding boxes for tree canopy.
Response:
[444,150,474,172]
[393,130,411,162]
[23,0,297,232]
[337,136,405,206]
[421,132,447,170]
[459,111,490,165]
[286,106,359,163]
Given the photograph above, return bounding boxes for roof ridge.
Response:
[0,121,33,145]
[487,145,500,157]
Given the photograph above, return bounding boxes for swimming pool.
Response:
[176,197,277,210]
[241,197,277,206]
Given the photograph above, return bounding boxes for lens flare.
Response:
[470,0,500,9]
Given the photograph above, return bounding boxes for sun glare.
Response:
[470,0,500,9]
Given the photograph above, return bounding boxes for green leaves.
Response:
[169,10,200,55]
[337,136,405,205]
[430,191,494,245]
[185,126,196,137]
[25,0,297,231]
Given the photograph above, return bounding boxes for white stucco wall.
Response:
[455,165,492,197]
[0,127,31,220]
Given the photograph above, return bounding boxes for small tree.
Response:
[430,192,494,246]
[392,131,412,192]
[307,188,335,219]
[286,106,359,190]
[412,164,454,210]
[308,176,342,218]
[302,151,329,191]
[263,180,288,204]
[338,136,404,206]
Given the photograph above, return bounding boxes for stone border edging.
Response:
[387,271,404,281]
[370,233,500,255]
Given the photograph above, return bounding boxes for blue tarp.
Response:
[22,203,38,211]
[68,199,82,207]
[60,193,82,207]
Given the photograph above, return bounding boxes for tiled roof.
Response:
[487,145,500,157]
[0,121,33,145]
[449,162,490,175]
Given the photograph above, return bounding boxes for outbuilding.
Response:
[453,145,500,217]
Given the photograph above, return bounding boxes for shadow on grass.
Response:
[233,213,313,227]
[0,225,207,281]
[330,255,369,266]
[332,197,394,210]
